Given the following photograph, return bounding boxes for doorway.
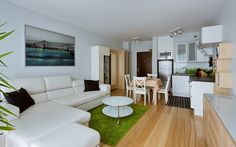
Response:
[137,51,152,77]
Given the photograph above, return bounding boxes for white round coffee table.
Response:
[102,96,133,124]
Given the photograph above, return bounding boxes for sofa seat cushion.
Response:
[31,123,100,147]
[53,91,108,107]
[8,102,90,146]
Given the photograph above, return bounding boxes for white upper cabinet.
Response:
[158,36,174,58]
[176,41,197,62]
[188,42,196,61]
[176,43,187,62]
[201,25,222,44]
[158,36,174,52]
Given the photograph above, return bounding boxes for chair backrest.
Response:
[147,73,158,78]
[165,76,171,92]
[133,76,147,94]
[124,74,131,88]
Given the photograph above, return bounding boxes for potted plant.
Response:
[0,22,16,132]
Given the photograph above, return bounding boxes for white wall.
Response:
[130,40,152,77]
[216,0,236,95]
[152,37,158,74]
[0,1,121,80]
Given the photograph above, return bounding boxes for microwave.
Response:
[159,51,173,59]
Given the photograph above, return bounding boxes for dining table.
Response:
[146,78,163,105]
[132,77,163,105]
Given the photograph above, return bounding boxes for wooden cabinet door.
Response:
[218,43,234,59]
[208,105,220,147]
[216,72,233,88]
[203,97,209,142]
[217,59,231,72]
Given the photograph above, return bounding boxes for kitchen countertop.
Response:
[173,73,215,82]
[204,94,236,141]
[189,76,215,82]
[173,73,193,76]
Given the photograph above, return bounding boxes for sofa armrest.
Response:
[99,84,111,93]
[0,102,20,121]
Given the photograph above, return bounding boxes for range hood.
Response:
[199,25,222,49]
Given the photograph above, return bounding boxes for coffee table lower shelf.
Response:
[102,106,133,124]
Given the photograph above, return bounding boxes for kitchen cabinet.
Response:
[176,43,187,62]
[176,41,197,62]
[158,36,174,59]
[216,59,231,72]
[218,42,233,59]
[214,42,233,94]
[190,81,214,116]
[203,95,236,147]
[172,75,190,97]
[215,72,233,89]
[201,25,222,44]
[188,42,196,61]
[158,36,174,52]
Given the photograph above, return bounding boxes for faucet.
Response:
[181,67,187,74]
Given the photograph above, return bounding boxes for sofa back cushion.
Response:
[1,77,49,104]
[10,77,46,94]
[44,75,72,91]
[72,80,84,93]
[31,93,48,104]
[47,88,74,100]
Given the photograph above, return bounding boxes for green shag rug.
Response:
[89,104,147,146]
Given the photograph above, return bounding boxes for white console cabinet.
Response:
[190,81,214,116]
[172,75,190,97]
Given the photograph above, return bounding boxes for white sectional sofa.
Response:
[0,75,110,147]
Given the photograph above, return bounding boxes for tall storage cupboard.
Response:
[214,42,234,94]
[90,46,110,84]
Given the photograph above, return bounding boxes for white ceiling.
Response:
[4,0,226,42]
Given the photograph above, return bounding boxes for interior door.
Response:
[137,51,152,77]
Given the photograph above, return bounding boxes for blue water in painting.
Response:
[26,47,75,66]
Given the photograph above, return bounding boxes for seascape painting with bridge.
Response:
[25,25,75,66]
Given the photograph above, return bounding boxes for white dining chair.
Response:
[147,73,158,79]
[133,76,151,106]
[124,74,133,97]
[156,76,171,104]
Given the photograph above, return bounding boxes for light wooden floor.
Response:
[100,90,207,147]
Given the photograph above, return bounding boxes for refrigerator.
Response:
[157,59,174,82]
